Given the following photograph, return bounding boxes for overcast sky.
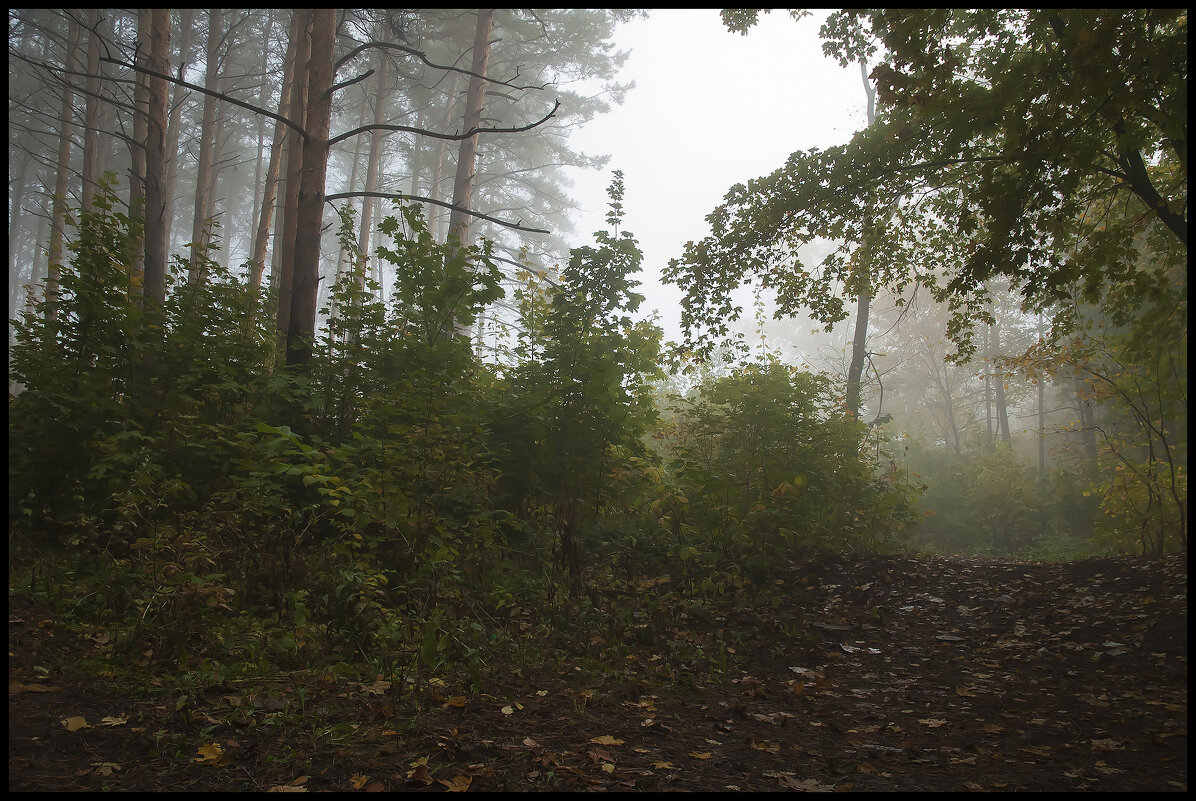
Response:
[564,9,868,355]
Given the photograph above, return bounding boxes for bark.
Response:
[845,60,877,421]
[428,73,462,239]
[81,9,105,211]
[285,8,335,366]
[356,51,389,292]
[189,8,223,281]
[47,15,81,325]
[991,321,1011,443]
[129,9,152,297]
[250,10,274,242]
[276,10,312,338]
[9,156,30,320]
[163,8,195,255]
[446,8,495,250]
[143,9,172,310]
[249,10,305,299]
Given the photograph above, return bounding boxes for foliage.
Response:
[666,9,1187,361]
[661,358,916,577]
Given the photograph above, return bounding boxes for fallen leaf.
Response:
[602,763,615,774]
[917,719,947,728]
[61,716,90,732]
[522,737,540,748]
[10,681,62,693]
[590,735,624,746]
[653,761,675,769]
[954,685,976,697]
[778,777,836,791]
[195,743,230,765]
[689,752,713,759]
[501,705,514,715]
[91,762,121,777]
[350,774,370,789]
[439,775,472,792]
[446,695,468,707]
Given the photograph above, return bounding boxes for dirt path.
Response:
[9,553,1187,791]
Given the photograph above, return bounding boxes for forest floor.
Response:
[9,552,1187,792]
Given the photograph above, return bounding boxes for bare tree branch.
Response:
[329,99,560,147]
[324,191,550,234]
[99,56,306,139]
[335,40,549,92]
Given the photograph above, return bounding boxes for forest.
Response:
[7,8,1187,792]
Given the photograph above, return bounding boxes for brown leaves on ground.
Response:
[8,553,1187,791]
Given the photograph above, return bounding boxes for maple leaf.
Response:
[438,775,473,792]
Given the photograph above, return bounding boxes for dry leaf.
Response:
[601,763,615,774]
[590,735,624,745]
[350,774,370,789]
[446,695,468,707]
[100,715,128,726]
[917,718,947,728]
[61,716,90,732]
[501,705,514,715]
[653,761,675,769]
[91,762,121,777]
[438,775,473,792]
[689,752,713,759]
[194,743,229,765]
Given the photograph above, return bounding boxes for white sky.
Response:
[564,9,868,352]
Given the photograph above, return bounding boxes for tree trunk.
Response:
[189,8,223,281]
[46,15,81,325]
[446,8,494,250]
[428,72,462,239]
[163,8,195,255]
[276,10,312,339]
[356,51,389,293]
[249,9,305,299]
[129,9,153,298]
[285,8,335,366]
[991,320,1011,443]
[143,8,172,310]
[81,8,105,211]
[845,60,877,421]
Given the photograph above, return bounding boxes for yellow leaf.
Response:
[194,742,229,765]
[438,775,473,792]
[350,774,370,789]
[653,761,675,769]
[590,735,624,745]
[501,705,514,715]
[61,716,90,731]
[602,763,615,773]
[446,695,468,707]
[917,718,947,728]
[954,685,976,697]
[689,752,713,759]
[100,715,128,726]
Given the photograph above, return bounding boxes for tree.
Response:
[446,8,495,251]
[666,10,1187,362]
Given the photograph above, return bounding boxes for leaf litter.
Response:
[8,553,1186,791]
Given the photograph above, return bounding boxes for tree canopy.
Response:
[666,9,1187,360]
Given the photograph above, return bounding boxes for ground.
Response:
[9,552,1187,791]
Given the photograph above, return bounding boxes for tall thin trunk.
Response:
[357,52,389,293]
[428,72,462,239]
[163,8,195,255]
[446,8,494,250]
[47,16,81,325]
[285,8,335,367]
[992,320,1011,443]
[276,10,312,339]
[143,8,172,310]
[250,10,274,240]
[189,8,222,280]
[81,8,105,211]
[129,8,152,298]
[845,59,877,421]
[249,10,305,299]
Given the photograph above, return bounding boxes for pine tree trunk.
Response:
[143,8,172,310]
[47,16,80,325]
[189,8,223,280]
[428,72,462,239]
[446,8,494,250]
[249,10,305,299]
[81,9,105,211]
[285,8,335,366]
[129,9,152,298]
[356,52,389,293]
[276,10,312,339]
[163,9,195,255]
